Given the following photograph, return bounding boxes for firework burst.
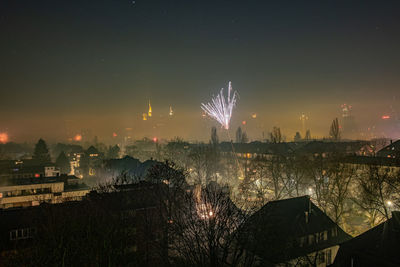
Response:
[201,81,238,130]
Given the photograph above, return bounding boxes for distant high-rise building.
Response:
[341,104,357,138]
[299,113,308,136]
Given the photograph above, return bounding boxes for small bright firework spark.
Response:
[201,81,238,130]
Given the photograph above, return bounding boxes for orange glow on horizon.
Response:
[74,134,82,141]
[0,133,9,144]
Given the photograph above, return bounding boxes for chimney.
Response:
[390,140,393,144]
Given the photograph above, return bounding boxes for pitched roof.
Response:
[333,211,400,267]
[243,196,351,263]
[295,141,366,155]
[377,139,400,155]
[219,141,298,156]
[86,146,100,155]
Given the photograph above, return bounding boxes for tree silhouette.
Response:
[211,126,219,146]
[329,118,340,141]
[236,127,243,143]
[236,127,248,143]
[270,127,282,143]
[294,132,302,142]
[33,138,51,164]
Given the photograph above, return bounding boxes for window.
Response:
[9,228,36,241]
[326,249,332,265]
[323,230,328,240]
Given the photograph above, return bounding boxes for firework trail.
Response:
[201,81,244,184]
[201,81,238,130]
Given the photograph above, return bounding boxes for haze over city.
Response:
[2,0,400,143]
[2,1,400,266]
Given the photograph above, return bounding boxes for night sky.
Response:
[1,0,400,142]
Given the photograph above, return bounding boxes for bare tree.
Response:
[325,160,355,226]
[163,138,191,169]
[329,118,340,141]
[189,145,220,185]
[281,154,308,197]
[239,155,271,205]
[268,154,288,200]
[270,127,282,143]
[354,164,400,225]
[211,127,219,146]
[242,154,289,203]
[294,132,302,142]
[168,184,253,267]
[236,127,243,143]
[307,154,355,226]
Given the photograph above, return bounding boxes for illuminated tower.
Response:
[169,106,174,116]
[148,100,152,117]
[300,113,308,136]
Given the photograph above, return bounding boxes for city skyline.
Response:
[1,0,400,142]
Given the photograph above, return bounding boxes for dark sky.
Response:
[1,0,400,142]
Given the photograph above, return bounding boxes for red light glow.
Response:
[242,120,247,125]
[112,132,118,137]
[153,137,158,142]
[382,115,390,120]
[34,173,40,178]
[0,133,8,144]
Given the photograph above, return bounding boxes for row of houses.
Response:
[218,139,400,160]
[0,180,398,266]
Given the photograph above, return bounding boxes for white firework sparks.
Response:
[201,81,238,130]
